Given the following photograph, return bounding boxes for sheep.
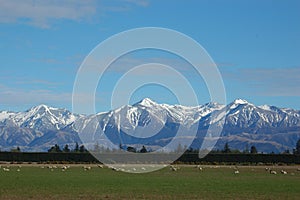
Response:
[196,165,203,171]
[3,168,10,172]
[297,168,300,171]
[83,166,91,171]
[270,170,277,175]
[111,167,120,172]
[17,168,21,172]
[265,167,271,172]
[97,165,104,168]
[280,170,287,174]
[170,166,177,171]
[61,166,68,170]
[234,170,240,174]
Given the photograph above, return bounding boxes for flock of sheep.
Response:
[1,164,300,175]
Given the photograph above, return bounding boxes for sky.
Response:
[0,0,299,114]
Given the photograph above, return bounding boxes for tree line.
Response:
[47,142,87,153]
[2,139,300,156]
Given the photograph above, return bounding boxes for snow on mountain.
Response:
[0,104,80,132]
[0,99,299,152]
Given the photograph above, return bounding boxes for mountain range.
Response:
[0,98,299,153]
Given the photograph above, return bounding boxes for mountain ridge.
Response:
[0,98,299,153]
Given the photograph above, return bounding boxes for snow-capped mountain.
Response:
[0,105,80,151]
[0,98,299,153]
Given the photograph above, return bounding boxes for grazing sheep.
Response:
[234,170,240,174]
[61,166,68,170]
[17,169,20,172]
[170,166,177,171]
[3,168,10,172]
[270,170,277,174]
[265,167,271,172]
[196,165,203,171]
[111,167,120,171]
[280,170,287,174]
[83,166,91,171]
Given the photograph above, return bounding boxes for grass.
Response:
[0,165,300,199]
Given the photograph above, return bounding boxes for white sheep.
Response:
[280,170,287,174]
[61,166,68,170]
[265,167,271,172]
[196,165,203,171]
[234,170,240,174]
[270,170,277,174]
[170,166,177,171]
[83,166,91,171]
[3,168,10,172]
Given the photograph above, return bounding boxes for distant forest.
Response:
[1,140,300,164]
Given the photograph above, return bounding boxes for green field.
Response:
[0,164,300,200]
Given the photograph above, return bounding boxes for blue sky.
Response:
[0,0,299,113]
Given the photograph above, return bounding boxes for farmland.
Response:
[0,164,300,200]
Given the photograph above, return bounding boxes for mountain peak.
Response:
[27,104,49,111]
[232,99,249,105]
[134,98,158,107]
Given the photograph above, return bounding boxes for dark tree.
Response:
[74,142,79,152]
[48,144,62,152]
[127,146,136,153]
[140,145,147,153]
[250,145,257,154]
[11,146,21,152]
[79,145,87,153]
[222,142,231,153]
[63,144,70,152]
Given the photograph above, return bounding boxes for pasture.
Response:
[0,164,300,199]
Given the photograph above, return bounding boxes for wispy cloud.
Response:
[0,0,97,28]
[0,0,150,28]
[0,84,71,108]
[221,66,300,96]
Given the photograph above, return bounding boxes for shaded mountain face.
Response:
[0,98,299,153]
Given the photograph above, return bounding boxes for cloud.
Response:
[0,0,149,28]
[0,84,71,105]
[0,0,97,28]
[221,66,300,96]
